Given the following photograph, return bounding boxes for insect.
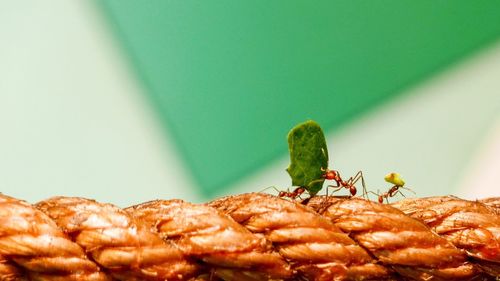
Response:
[323,168,367,197]
[286,120,369,201]
[261,186,308,200]
[278,186,306,200]
[375,172,414,203]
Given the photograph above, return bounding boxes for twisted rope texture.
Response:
[0,193,498,281]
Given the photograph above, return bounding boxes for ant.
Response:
[322,168,367,198]
[262,186,308,200]
[279,186,319,205]
[373,172,415,203]
[262,168,368,202]
[278,186,306,200]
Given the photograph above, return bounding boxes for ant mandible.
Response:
[376,172,414,203]
[322,168,367,198]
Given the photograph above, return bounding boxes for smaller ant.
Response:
[374,172,415,203]
[322,168,367,198]
[278,186,306,200]
[261,186,308,200]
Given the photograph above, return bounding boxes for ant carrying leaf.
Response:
[261,186,308,200]
[283,120,367,201]
[286,120,329,197]
[373,172,415,203]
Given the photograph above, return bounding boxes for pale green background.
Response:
[101,0,500,196]
[1,1,499,206]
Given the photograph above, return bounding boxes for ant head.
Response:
[324,170,337,180]
[278,191,287,197]
[296,187,306,194]
[378,195,384,204]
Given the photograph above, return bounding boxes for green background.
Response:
[100,1,500,196]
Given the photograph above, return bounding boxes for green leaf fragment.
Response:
[286,120,328,195]
[384,172,405,187]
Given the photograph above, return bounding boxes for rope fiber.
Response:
[0,193,498,281]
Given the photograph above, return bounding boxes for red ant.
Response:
[376,187,400,204]
[322,168,367,198]
[262,168,367,201]
[278,186,306,200]
[261,186,308,200]
[373,173,415,203]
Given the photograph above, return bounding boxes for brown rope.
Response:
[0,193,498,281]
[391,196,500,277]
[210,193,392,281]
[35,197,199,281]
[306,197,476,280]
[127,199,291,280]
[0,255,26,281]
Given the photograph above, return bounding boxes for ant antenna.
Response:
[259,186,284,195]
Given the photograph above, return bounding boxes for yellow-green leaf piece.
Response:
[286,120,328,195]
[385,172,405,187]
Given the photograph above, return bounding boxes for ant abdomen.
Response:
[349,186,357,196]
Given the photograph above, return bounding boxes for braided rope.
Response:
[0,193,498,281]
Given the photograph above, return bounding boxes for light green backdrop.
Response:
[1,1,499,206]
[100,1,500,196]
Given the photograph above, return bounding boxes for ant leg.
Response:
[351,170,368,199]
[341,170,366,198]
[325,182,339,197]
[350,171,361,183]
[360,172,368,198]
[313,183,336,210]
[325,176,341,196]
[323,184,331,197]
[390,186,415,201]
[209,268,215,281]
[401,186,416,195]
[367,189,386,203]
[367,189,380,202]
[327,185,343,196]
[298,190,308,200]
[394,189,411,199]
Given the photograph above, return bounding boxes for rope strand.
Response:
[0,193,498,281]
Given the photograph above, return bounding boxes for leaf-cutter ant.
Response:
[278,186,306,200]
[373,172,415,203]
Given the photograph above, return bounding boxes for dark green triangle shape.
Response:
[99,0,500,198]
